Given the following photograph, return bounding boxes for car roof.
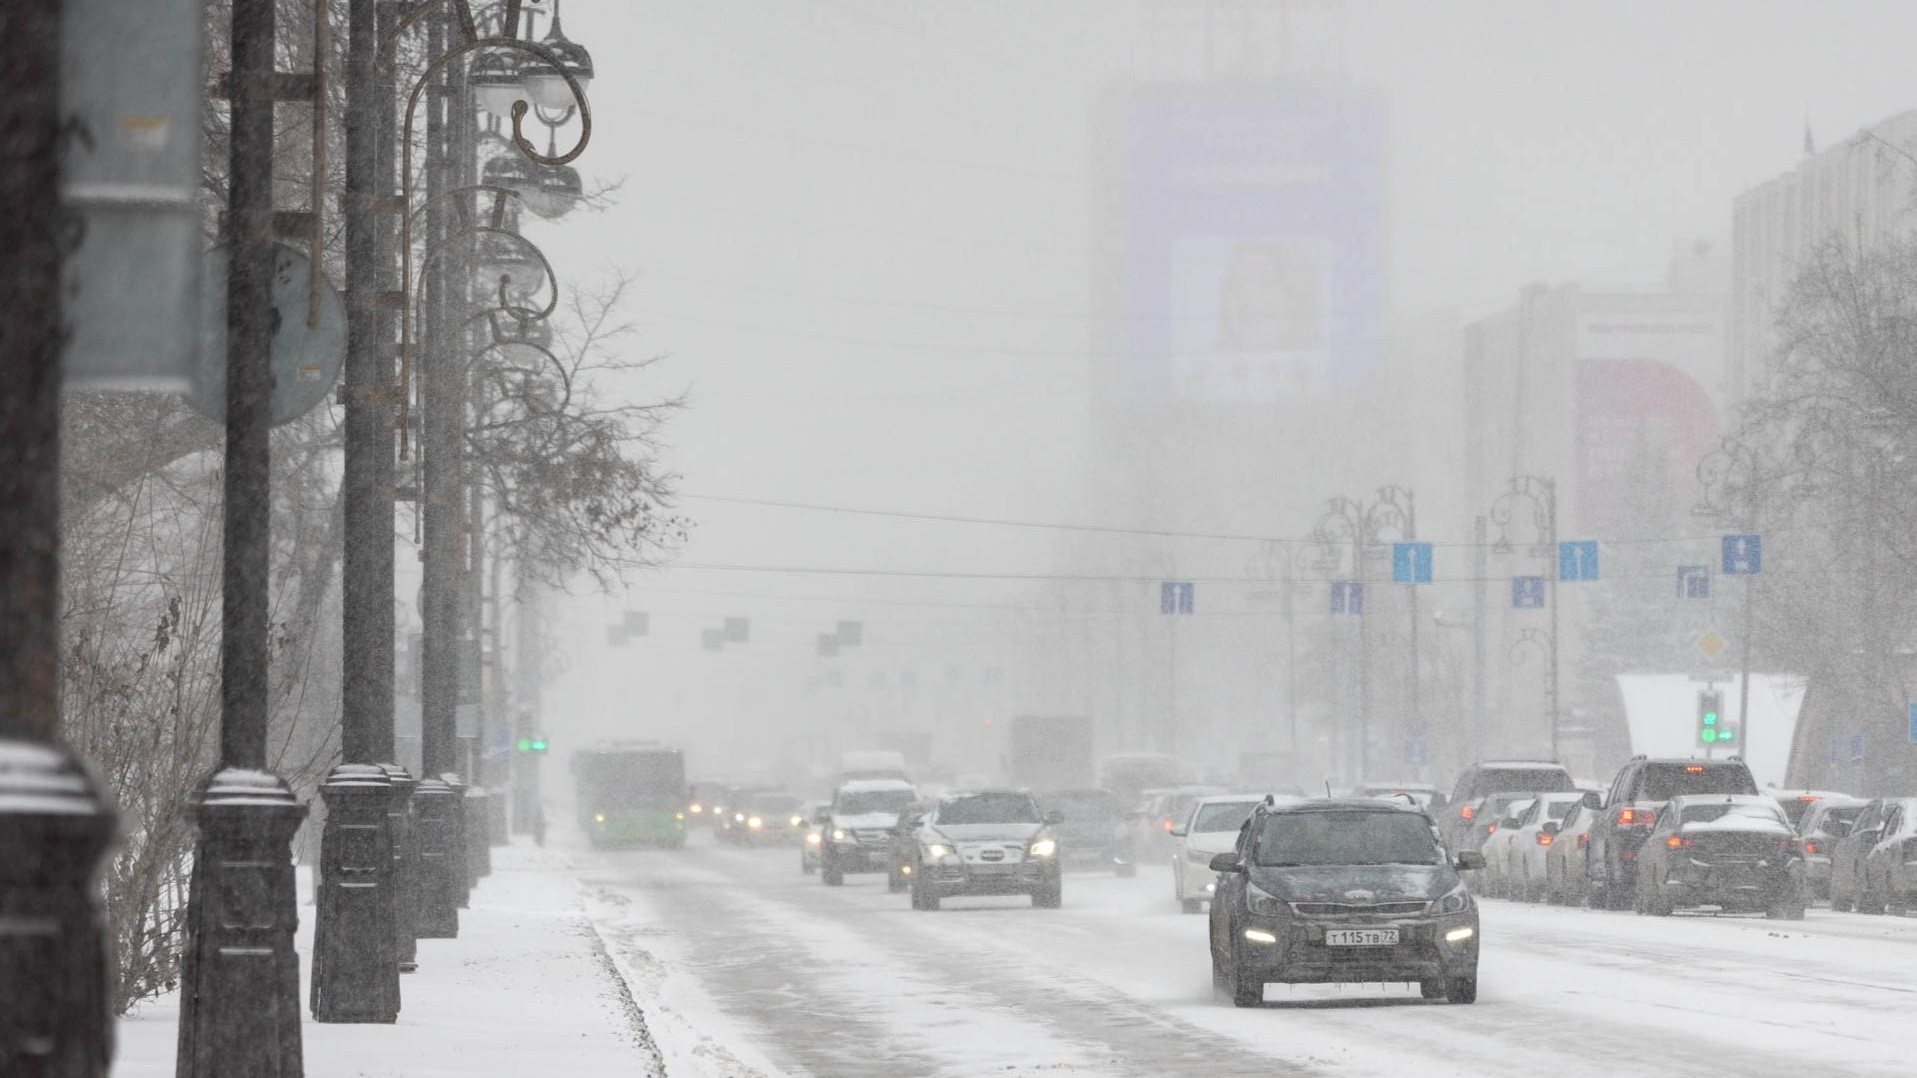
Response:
[1262,797,1428,815]
[1669,794,1777,808]
[1192,794,1270,808]
[1472,760,1568,770]
[839,778,916,793]
[938,787,1035,799]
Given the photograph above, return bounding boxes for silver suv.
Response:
[818,779,919,886]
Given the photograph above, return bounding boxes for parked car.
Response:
[1476,797,1536,897]
[1041,788,1127,872]
[1488,792,1586,902]
[1207,797,1484,1007]
[1171,795,1268,914]
[1830,798,1895,913]
[1632,794,1805,919]
[1115,784,1225,876]
[818,778,919,886]
[1438,761,1575,854]
[1586,756,1758,910]
[1457,791,1537,859]
[1796,796,1867,901]
[1858,797,1917,915]
[1544,801,1602,905]
[905,788,1063,911]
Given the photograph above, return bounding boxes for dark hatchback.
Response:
[1208,798,1482,1008]
[1042,788,1126,871]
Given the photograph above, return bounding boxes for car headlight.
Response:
[923,843,953,860]
[806,832,822,846]
[1029,838,1057,858]
[1246,883,1290,917]
[593,812,606,825]
[1429,884,1472,916]
[748,816,763,829]
[689,803,703,814]
[734,812,746,823]
[789,815,804,827]
[832,828,850,842]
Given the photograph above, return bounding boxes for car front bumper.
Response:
[827,843,896,872]
[1234,914,1479,985]
[919,857,1058,896]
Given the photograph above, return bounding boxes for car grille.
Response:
[1291,901,1427,918]
[958,843,1027,865]
[852,829,892,846]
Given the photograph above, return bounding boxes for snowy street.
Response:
[583,837,1917,1078]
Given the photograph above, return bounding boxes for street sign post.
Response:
[1677,566,1711,599]
[1511,576,1545,609]
[1722,534,1762,575]
[1329,581,1364,615]
[1557,540,1599,582]
[1391,542,1433,584]
[1851,734,1867,765]
[1907,704,1917,744]
[1160,581,1195,614]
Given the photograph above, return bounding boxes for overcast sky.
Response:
[533,0,1917,749]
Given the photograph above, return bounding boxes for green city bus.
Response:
[572,741,689,848]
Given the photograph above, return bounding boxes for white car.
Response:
[1169,795,1268,914]
[1497,792,1588,902]
[1477,797,1535,898]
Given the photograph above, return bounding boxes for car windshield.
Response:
[1679,801,1787,827]
[1815,805,1864,836]
[1777,797,1827,828]
[938,791,1041,825]
[1253,812,1444,867]
[1047,791,1119,819]
[837,789,917,815]
[1637,764,1755,800]
[1192,800,1261,833]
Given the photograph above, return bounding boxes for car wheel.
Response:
[1447,975,1478,1004]
[1832,888,1854,913]
[1210,945,1230,999]
[1034,879,1063,909]
[822,859,844,887]
[1419,979,1446,1001]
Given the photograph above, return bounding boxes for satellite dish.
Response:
[187,242,346,426]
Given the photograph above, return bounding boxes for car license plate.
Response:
[1325,928,1398,947]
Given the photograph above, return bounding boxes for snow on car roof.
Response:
[839,778,916,792]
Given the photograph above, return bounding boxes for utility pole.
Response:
[312,0,402,1023]
[176,0,308,1073]
[0,3,117,1072]
[1471,515,1488,758]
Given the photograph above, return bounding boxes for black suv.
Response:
[1207,798,1483,1008]
[1585,756,1757,909]
[1438,761,1576,854]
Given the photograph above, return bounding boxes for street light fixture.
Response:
[525,1,593,110]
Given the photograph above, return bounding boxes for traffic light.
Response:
[515,737,548,754]
[1696,690,1724,746]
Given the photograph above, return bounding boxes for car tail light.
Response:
[1536,832,1553,846]
[1797,794,1821,803]
[1576,832,1589,850]
[1486,823,1498,834]
[1780,837,1801,855]
[1161,817,1174,834]
[1666,835,1692,849]
[1803,840,1820,855]
[1684,765,1705,773]
[1461,805,1476,821]
[1616,807,1655,827]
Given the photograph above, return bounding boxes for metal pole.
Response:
[1738,575,1755,762]
[413,1,462,939]
[1545,480,1561,760]
[312,0,401,1023]
[1354,521,1370,782]
[1471,515,1487,760]
[178,0,307,1072]
[1284,551,1298,757]
[0,3,117,1071]
[1405,491,1422,732]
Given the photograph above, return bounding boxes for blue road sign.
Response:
[1558,540,1599,582]
[1391,542,1433,584]
[1677,565,1711,599]
[1851,734,1867,765]
[1511,576,1546,609]
[1722,534,1762,575]
[1330,581,1364,615]
[1908,703,1917,744]
[1403,739,1430,767]
[1160,581,1194,615]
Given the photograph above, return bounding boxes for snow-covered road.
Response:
[579,839,1917,1078]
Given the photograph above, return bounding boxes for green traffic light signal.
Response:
[531,738,547,753]
[516,737,532,752]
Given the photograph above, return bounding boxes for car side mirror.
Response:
[813,808,833,824]
[1044,810,1065,825]
[1208,852,1243,873]
[1541,821,1560,837]
[1456,851,1486,871]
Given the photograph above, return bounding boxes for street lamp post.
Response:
[1490,476,1560,758]
[1313,486,1418,783]
[0,3,119,1070]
